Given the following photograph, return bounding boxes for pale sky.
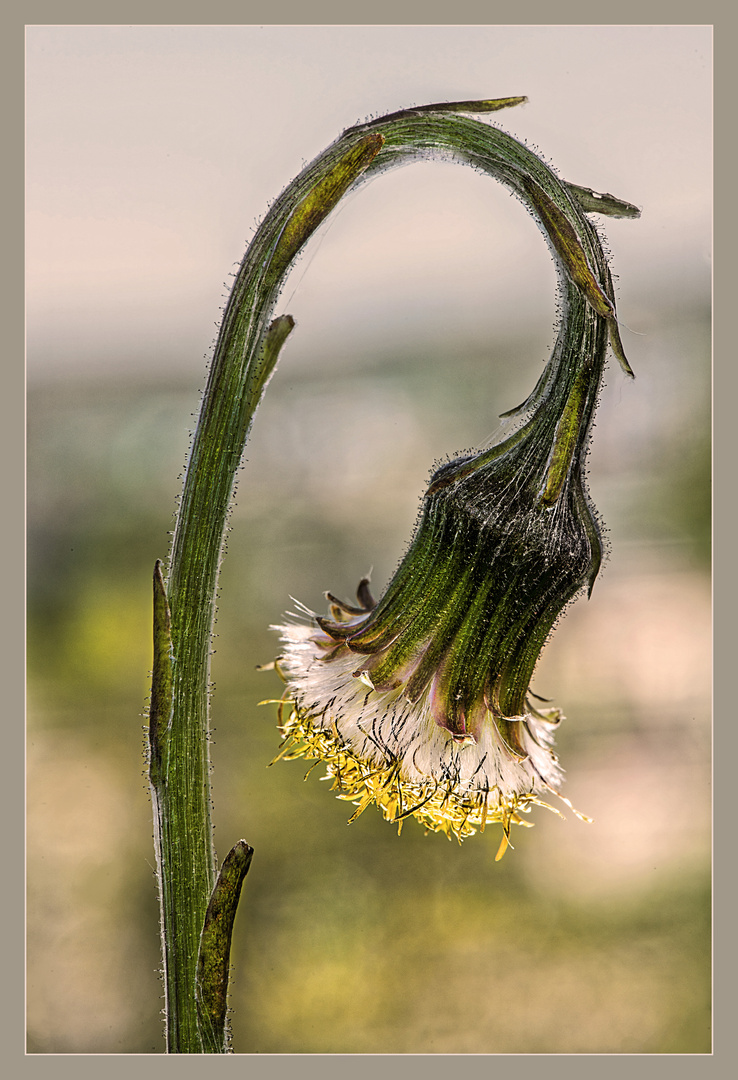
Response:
[26,24,712,379]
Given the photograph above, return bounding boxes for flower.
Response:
[271,382,601,859]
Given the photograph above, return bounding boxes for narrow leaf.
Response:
[270,132,384,277]
[567,182,641,219]
[196,840,254,1052]
[149,560,173,780]
[522,176,614,318]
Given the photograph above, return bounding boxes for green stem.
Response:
[147,97,635,1052]
[149,134,386,1054]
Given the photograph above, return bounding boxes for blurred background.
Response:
[26,25,711,1054]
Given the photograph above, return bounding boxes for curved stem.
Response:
[148,97,634,1052]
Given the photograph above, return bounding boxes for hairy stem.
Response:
[147,96,634,1051]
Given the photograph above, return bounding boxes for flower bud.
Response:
[273,346,601,857]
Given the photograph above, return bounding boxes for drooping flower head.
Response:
[268,105,638,858]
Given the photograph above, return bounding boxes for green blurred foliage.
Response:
[27,304,711,1053]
